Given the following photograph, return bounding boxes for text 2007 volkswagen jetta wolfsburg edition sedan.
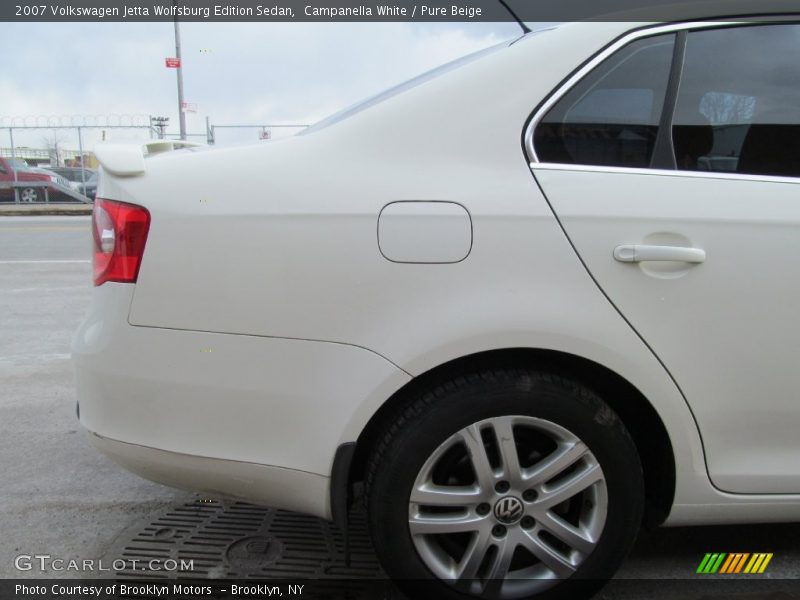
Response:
[74,13,800,600]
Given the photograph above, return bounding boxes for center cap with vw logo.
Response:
[493,496,524,524]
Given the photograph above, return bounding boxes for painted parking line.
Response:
[0,215,91,221]
[0,260,90,264]
[0,226,87,232]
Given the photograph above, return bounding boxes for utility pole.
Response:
[151,116,170,139]
[173,1,187,140]
[206,116,214,145]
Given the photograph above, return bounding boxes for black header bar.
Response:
[3,0,799,23]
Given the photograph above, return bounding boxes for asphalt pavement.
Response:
[0,216,190,581]
[1,216,799,598]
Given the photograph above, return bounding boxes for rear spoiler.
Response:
[95,140,204,176]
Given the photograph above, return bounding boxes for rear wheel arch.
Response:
[346,348,675,527]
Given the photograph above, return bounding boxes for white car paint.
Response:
[73,18,800,534]
[378,201,473,263]
[525,20,800,496]
[533,165,800,495]
[94,140,204,176]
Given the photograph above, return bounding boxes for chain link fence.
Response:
[1,115,157,204]
[1,115,310,204]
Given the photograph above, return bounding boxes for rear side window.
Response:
[672,24,800,177]
[534,34,675,168]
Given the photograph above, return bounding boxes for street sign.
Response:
[181,102,198,113]
[165,57,181,68]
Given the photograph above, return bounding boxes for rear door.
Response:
[529,22,800,494]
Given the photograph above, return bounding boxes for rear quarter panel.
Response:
[99,22,713,514]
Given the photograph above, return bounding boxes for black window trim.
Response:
[524,17,800,184]
[649,30,686,170]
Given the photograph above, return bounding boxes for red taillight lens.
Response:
[92,198,151,286]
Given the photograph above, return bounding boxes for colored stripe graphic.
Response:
[719,554,735,574]
[720,553,749,574]
[698,552,773,574]
[734,553,750,573]
[719,553,736,573]
[744,553,773,574]
[697,553,727,574]
[697,553,713,573]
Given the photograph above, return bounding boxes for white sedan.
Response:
[73,14,800,600]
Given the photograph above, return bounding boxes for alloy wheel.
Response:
[20,188,38,203]
[408,415,607,598]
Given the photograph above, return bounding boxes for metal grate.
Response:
[102,499,383,582]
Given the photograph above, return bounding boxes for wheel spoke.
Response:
[409,511,487,536]
[460,424,496,491]
[410,483,482,507]
[537,461,603,509]
[455,530,492,580]
[537,512,595,555]
[519,529,577,579]
[489,416,523,486]
[485,535,515,581]
[526,441,588,486]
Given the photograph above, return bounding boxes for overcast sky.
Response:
[0,21,520,150]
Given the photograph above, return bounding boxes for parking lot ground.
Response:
[2,216,800,598]
[0,216,191,580]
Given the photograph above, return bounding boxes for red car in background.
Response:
[0,156,75,202]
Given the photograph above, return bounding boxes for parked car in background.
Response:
[0,157,73,202]
[48,166,97,192]
[74,14,800,600]
[77,171,97,201]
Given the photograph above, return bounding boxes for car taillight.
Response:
[92,198,151,286]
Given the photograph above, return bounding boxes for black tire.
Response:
[365,369,644,600]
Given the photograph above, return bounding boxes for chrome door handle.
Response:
[614,244,706,264]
